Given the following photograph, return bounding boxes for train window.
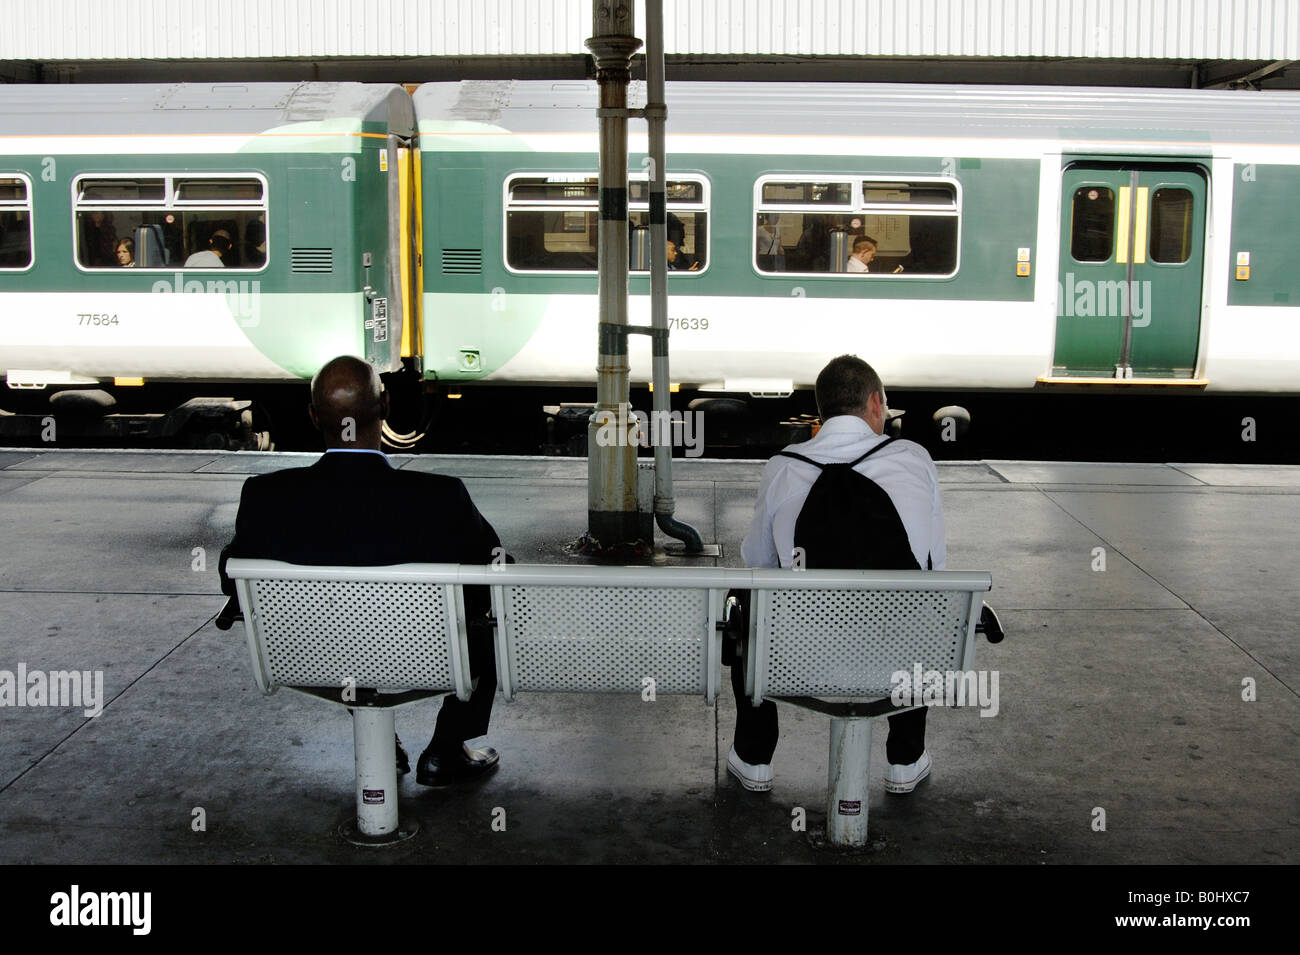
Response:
[1149,188,1193,264]
[761,182,853,206]
[862,182,957,209]
[1070,186,1115,262]
[506,175,597,270]
[505,173,709,273]
[0,176,32,270]
[73,174,268,270]
[79,179,167,202]
[754,177,959,276]
[509,177,600,203]
[629,181,704,204]
[175,179,264,203]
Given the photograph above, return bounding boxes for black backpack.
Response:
[721,437,927,662]
[779,437,927,572]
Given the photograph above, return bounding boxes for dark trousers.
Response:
[428,617,497,754]
[729,660,927,766]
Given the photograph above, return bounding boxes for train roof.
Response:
[414,80,1300,147]
[0,82,414,136]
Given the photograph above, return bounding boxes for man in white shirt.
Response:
[756,216,784,271]
[730,354,946,794]
[184,228,232,268]
[845,235,877,272]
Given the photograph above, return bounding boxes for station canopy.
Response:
[1,0,1297,89]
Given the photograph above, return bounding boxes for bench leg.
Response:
[826,716,873,848]
[351,708,401,840]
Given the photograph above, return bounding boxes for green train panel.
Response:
[0,82,414,388]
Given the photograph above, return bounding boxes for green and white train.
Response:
[3,80,1299,446]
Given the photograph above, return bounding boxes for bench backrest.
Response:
[748,572,985,701]
[226,561,991,707]
[227,560,473,699]
[495,580,717,697]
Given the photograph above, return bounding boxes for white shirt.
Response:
[741,414,946,571]
[846,256,869,273]
[756,225,782,255]
[184,250,224,268]
[324,447,390,462]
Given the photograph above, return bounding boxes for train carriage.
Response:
[3,79,1300,451]
[0,82,415,438]
[414,80,1300,401]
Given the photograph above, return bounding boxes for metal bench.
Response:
[226,559,995,847]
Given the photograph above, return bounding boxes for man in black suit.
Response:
[217,355,503,786]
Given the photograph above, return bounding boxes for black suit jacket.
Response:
[218,450,502,618]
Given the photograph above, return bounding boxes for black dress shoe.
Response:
[415,744,500,787]
[396,736,410,776]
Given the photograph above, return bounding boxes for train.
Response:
[2,80,1299,451]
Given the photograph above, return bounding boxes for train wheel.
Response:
[246,402,275,451]
[688,397,750,457]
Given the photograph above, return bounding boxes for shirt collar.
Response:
[323,447,391,463]
[815,414,880,437]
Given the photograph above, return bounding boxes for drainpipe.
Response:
[644,0,702,553]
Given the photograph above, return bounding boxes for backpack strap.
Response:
[848,436,896,467]
[776,450,824,469]
[779,436,896,470]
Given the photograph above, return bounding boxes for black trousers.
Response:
[428,616,497,754]
[729,660,927,766]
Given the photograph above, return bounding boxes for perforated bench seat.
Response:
[226,560,993,847]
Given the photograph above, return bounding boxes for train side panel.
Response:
[1205,158,1300,392]
[0,84,412,393]
[414,80,1300,398]
[419,140,1045,392]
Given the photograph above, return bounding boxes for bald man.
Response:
[218,355,505,786]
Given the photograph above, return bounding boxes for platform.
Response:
[0,448,1295,865]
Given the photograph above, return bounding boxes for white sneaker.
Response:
[884,750,932,794]
[727,747,773,792]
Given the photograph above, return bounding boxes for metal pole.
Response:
[826,716,873,847]
[585,1,643,548]
[352,707,399,837]
[645,0,703,553]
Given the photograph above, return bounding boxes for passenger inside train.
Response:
[71,176,266,270]
[666,238,700,270]
[846,235,878,272]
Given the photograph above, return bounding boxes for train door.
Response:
[1052,162,1207,380]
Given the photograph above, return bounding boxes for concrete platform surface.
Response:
[0,448,1296,866]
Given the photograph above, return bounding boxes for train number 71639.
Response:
[667,317,709,331]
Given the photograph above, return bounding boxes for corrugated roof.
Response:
[2,1,1297,62]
